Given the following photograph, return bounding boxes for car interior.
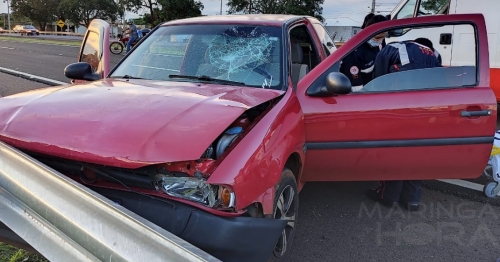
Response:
[289,25,322,89]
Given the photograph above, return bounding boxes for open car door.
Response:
[296,14,496,182]
[73,19,111,83]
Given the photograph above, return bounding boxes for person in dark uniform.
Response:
[339,15,387,92]
[366,37,442,211]
[361,13,375,29]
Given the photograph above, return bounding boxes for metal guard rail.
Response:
[0,141,220,262]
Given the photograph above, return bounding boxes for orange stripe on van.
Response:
[492,68,500,102]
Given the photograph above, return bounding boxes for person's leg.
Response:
[400,180,423,211]
[126,38,133,53]
[379,180,404,202]
[126,36,137,53]
[366,180,403,207]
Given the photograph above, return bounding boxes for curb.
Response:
[0,66,68,86]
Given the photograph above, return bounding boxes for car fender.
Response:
[208,86,306,213]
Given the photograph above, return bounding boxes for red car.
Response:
[0,13,495,261]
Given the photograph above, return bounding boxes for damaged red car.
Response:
[0,14,496,261]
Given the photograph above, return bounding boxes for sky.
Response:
[0,0,401,27]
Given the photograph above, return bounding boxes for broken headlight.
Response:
[153,175,235,208]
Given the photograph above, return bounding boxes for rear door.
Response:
[75,19,111,82]
[296,14,496,182]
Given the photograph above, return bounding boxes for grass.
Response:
[0,242,48,262]
[0,36,81,47]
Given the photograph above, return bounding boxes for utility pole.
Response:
[220,0,222,15]
[3,0,10,31]
[371,0,376,13]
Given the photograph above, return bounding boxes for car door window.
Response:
[345,24,477,94]
[80,31,101,73]
[312,23,336,56]
[395,0,417,19]
[290,25,321,70]
[395,0,451,19]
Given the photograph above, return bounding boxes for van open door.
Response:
[70,19,111,83]
[386,0,454,65]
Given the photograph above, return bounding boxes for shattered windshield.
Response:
[110,24,283,89]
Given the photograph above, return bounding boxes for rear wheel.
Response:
[268,168,298,262]
[110,41,124,55]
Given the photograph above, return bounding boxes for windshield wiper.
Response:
[110,75,145,79]
[169,74,245,86]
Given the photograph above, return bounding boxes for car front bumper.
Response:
[93,187,287,262]
[0,187,286,262]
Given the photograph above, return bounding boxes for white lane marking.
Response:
[437,179,500,195]
[0,66,68,86]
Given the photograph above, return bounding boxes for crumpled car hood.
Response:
[0,79,284,168]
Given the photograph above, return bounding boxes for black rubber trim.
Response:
[306,136,493,150]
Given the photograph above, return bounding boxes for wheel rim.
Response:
[273,185,296,258]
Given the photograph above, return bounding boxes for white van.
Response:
[386,0,500,102]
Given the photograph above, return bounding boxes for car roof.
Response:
[161,14,314,27]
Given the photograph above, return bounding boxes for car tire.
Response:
[267,168,299,262]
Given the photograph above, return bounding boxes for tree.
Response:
[10,0,60,30]
[59,0,119,27]
[118,0,159,26]
[226,0,324,22]
[119,0,203,26]
[157,0,203,22]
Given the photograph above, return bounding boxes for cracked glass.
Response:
[111,24,283,89]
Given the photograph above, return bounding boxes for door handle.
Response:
[460,109,492,117]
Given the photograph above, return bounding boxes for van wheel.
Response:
[268,168,298,261]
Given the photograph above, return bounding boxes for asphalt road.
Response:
[2,41,500,261]
[0,38,122,83]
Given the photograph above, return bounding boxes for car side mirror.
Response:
[388,28,404,37]
[306,72,352,97]
[64,62,101,81]
[326,72,351,95]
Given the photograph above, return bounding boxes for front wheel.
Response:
[268,168,299,261]
[110,41,124,55]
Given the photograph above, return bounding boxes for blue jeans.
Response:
[378,180,423,203]
[126,36,138,53]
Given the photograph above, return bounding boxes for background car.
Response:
[0,27,5,34]
[12,25,40,36]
